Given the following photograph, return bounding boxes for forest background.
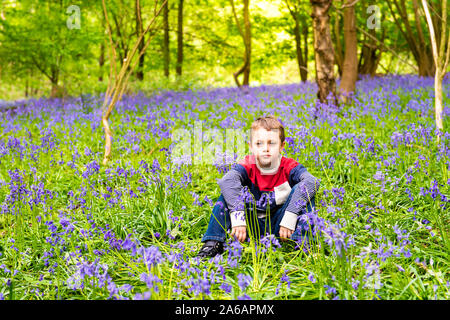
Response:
[0,0,447,102]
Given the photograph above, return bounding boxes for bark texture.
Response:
[310,0,338,105]
[176,0,184,76]
[339,0,358,101]
[422,0,449,141]
[163,0,170,77]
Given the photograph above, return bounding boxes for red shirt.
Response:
[238,154,299,191]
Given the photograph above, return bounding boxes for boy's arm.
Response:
[280,165,320,231]
[217,166,248,228]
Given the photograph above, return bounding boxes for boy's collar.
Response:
[255,154,282,175]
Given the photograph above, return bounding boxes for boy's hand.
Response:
[279,226,294,242]
[230,226,247,243]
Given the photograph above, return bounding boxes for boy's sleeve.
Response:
[217,164,249,228]
[279,164,321,231]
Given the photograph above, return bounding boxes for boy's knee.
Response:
[213,195,228,211]
[305,195,316,213]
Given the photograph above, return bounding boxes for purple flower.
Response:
[260,234,281,253]
[308,272,316,284]
[203,195,214,207]
[82,160,100,179]
[134,291,152,300]
[373,171,384,181]
[140,273,163,292]
[220,282,232,294]
[225,240,243,268]
[237,273,252,291]
[324,285,336,296]
[137,246,164,268]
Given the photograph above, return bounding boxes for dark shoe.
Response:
[197,240,224,258]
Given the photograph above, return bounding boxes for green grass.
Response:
[0,78,449,300]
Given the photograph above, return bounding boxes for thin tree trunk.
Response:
[101,0,167,165]
[310,0,338,105]
[230,0,251,88]
[176,0,183,76]
[99,42,105,82]
[358,27,385,76]
[242,0,251,86]
[293,18,307,82]
[285,0,308,82]
[434,68,444,134]
[333,12,343,77]
[339,0,358,102]
[302,21,309,80]
[50,67,60,98]
[25,69,30,97]
[358,0,384,77]
[50,81,60,98]
[163,0,170,78]
[136,0,145,81]
[422,0,449,141]
[387,0,435,76]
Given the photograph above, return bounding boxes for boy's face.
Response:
[249,127,285,169]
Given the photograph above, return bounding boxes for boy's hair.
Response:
[250,115,285,144]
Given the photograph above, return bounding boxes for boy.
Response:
[197,115,320,258]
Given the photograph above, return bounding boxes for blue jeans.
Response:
[201,184,315,243]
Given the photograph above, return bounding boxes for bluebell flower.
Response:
[220,282,232,294]
[324,285,336,296]
[308,272,316,284]
[237,273,252,292]
[134,291,152,300]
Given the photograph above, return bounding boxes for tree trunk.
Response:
[310,0,338,105]
[302,21,309,81]
[25,69,31,97]
[339,0,358,102]
[358,0,384,76]
[293,18,307,82]
[387,0,435,77]
[421,0,448,142]
[176,0,183,76]
[358,27,384,76]
[50,81,61,98]
[287,1,308,82]
[50,67,60,98]
[416,53,435,77]
[136,0,145,81]
[230,0,251,88]
[101,0,168,165]
[333,12,343,77]
[242,0,251,86]
[99,42,105,82]
[434,68,444,134]
[163,0,170,78]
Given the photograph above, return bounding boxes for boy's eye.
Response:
[256,141,276,146]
